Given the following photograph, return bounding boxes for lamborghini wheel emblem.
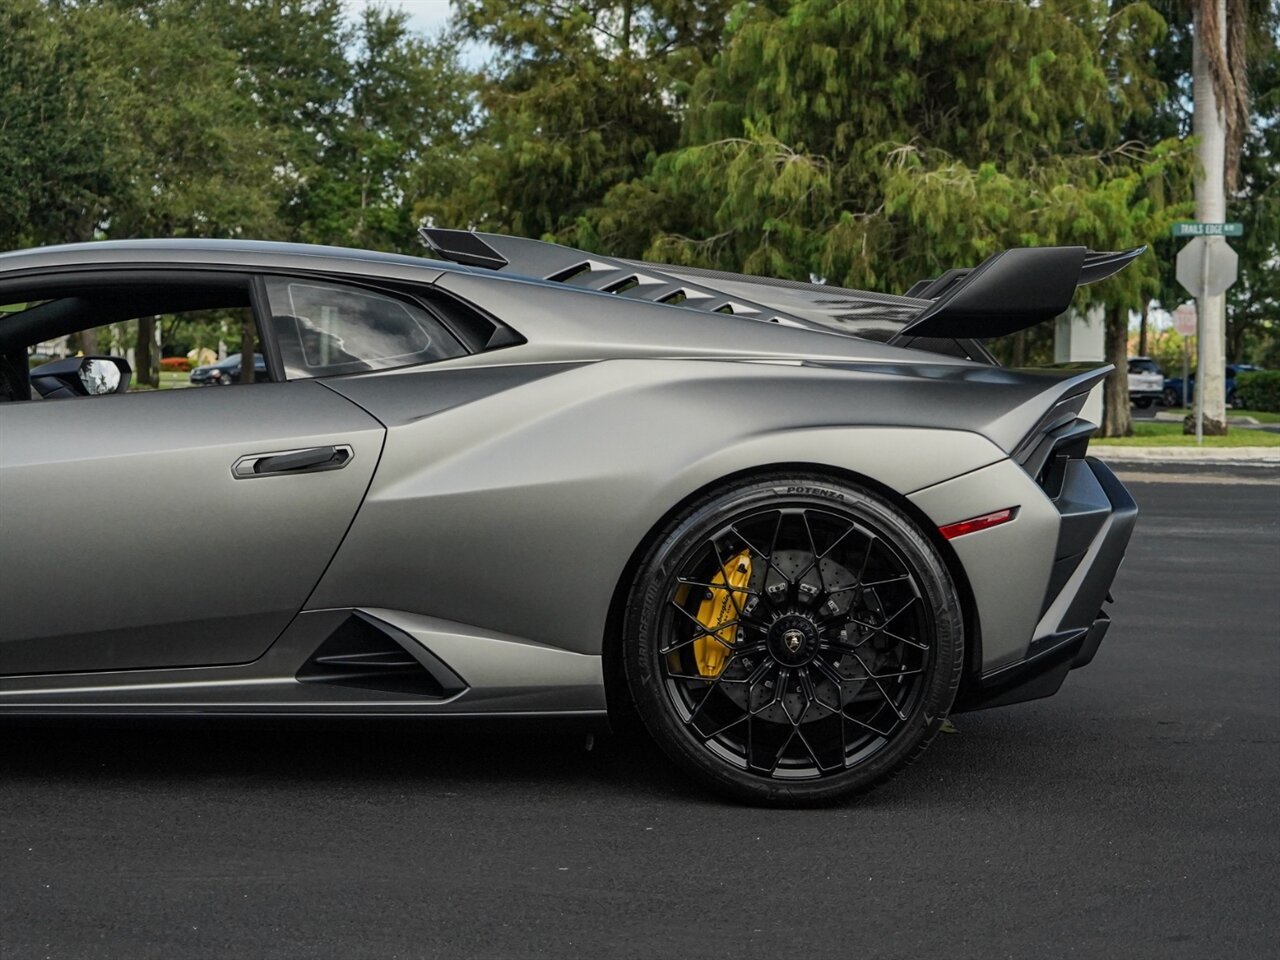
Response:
[783,629,805,653]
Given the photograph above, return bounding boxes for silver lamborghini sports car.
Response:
[0,231,1139,804]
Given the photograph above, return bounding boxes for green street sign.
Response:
[1171,221,1244,237]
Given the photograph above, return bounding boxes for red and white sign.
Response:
[1173,303,1197,337]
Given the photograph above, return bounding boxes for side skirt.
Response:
[0,609,606,717]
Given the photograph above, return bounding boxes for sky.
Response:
[348,0,454,36]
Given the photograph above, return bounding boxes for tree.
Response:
[0,0,120,249]
[299,8,476,253]
[418,2,740,241]
[1226,3,1278,366]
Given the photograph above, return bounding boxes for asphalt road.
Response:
[3,467,1277,960]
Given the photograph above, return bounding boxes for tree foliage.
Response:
[589,2,1194,298]
[0,0,119,248]
[416,1,742,239]
[1227,1,1279,365]
[1,0,473,254]
[2,0,1276,390]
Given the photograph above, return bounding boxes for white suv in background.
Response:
[1127,356,1164,408]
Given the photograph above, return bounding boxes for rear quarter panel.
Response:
[310,359,1017,660]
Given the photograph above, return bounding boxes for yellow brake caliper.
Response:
[693,549,753,678]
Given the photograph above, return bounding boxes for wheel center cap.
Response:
[768,615,820,666]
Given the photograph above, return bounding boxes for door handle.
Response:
[232,444,353,478]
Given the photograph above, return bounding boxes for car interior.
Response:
[0,274,257,403]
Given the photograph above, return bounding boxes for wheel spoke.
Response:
[839,705,897,738]
[817,516,860,560]
[770,726,800,774]
[667,599,742,643]
[858,574,912,589]
[730,514,792,589]
[696,712,750,742]
[793,511,826,589]
[676,577,762,598]
[851,652,909,721]
[685,664,736,726]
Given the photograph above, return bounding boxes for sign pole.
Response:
[1196,241,1209,445]
[1182,336,1189,408]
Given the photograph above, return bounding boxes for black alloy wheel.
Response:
[623,473,963,806]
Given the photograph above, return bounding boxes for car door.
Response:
[0,284,386,676]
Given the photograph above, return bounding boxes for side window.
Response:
[264,278,466,379]
[0,277,268,401]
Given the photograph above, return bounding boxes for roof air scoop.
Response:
[419,227,509,270]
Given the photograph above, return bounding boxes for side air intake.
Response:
[297,612,466,698]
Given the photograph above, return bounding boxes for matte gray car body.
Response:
[0,238,1131,717]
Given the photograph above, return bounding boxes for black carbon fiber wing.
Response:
[895,246,1146,339]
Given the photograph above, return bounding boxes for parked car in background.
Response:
[189,352,268,385]
[1162,364,1264,409]
[1127,356,1163,408]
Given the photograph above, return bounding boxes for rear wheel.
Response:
[623,473,963,806]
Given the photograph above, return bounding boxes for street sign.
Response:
[1170,221,1244,237]
[1173,303,1197,336]
[1176,237,1238,298]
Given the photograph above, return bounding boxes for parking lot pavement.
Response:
[2,469,1277,960]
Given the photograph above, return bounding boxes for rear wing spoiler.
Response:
[896,246,1146,340]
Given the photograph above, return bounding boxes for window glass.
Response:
[264,278,465,379]
[1,287,264,400]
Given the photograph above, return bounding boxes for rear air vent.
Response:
[550,262,593,285]
[297,612,466,698]
[1022,418,1097,500]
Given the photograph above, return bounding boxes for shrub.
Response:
[160,356,191,372]
[1236,371,1280,412]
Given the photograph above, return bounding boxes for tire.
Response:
[1163,387,1180,408]
[622,472,963,806]
[1133,397,1152,409]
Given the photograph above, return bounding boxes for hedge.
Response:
[1236,371,1280,413]
[160,356,191,372]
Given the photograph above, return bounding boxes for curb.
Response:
[1091,446,1280,465]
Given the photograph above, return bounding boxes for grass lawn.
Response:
[1094,421,1280,447]
[1160,406,1280,424]
[130,370,192,390]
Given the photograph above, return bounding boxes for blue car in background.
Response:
[1163,364,1263,408]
